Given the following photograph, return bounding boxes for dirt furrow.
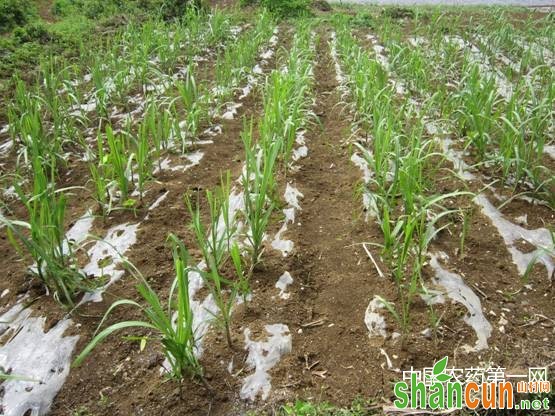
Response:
[270,28,392,406]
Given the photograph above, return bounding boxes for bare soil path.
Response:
[270,28,393,406]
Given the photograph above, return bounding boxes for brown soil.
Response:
[249,28,396,406]
[46,24,289,416]
[0,10,554,416]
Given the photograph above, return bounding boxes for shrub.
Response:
[351,12,375,28]
[53,0,204,21]
[137,0,205,19]
[381,7,415,20]
[0,36,42,79]
[82,0,123,19]
[52,0,75,16]
[313,0,331,12]
[160,0,204,19]
[0,0,36,33]
[13,22,52,44]
[242,0,311,18]
[265,0,311,17]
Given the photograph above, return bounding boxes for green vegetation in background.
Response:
[0,0,37,32]
[50,0,205,21]
[240,0,311,18]
[0,0,205,103]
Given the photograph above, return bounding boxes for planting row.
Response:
[331,16,553,359]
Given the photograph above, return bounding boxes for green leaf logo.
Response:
[432,356,452,382]
[433,356,448,375]
[436,373,451,382]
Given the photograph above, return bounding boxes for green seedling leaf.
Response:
[73,321,157,367]
[0,370,39,382]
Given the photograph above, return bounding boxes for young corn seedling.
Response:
[8,79,66,171]
[134,122,153,201]
[258,72,291,162]
[214,11,275,103]
[39,58,66,138]
[39,58,85,147]
[205,9,233,47]
[7,78,32,148]
[90,61,110,119]
[389,42,429,93]
[1,154,88,307]
[497,84,553,203]
[155,31,183,76]
[146,101,174,154]
[260,28,315,171]
[453,63,500,161]
[88,133,112,216]
[186,174,237,349]
[242,120,279,274]
[177,65,198,111]
[376,193,470,335]
[230,242,250,303]
[73,235,207,386]
[176,68,206,149]
[183,102,204,150]
[214,47,239,101]
[422,287,444,342]
[105,125,135,208]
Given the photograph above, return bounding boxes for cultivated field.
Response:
[0,2,553,415]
